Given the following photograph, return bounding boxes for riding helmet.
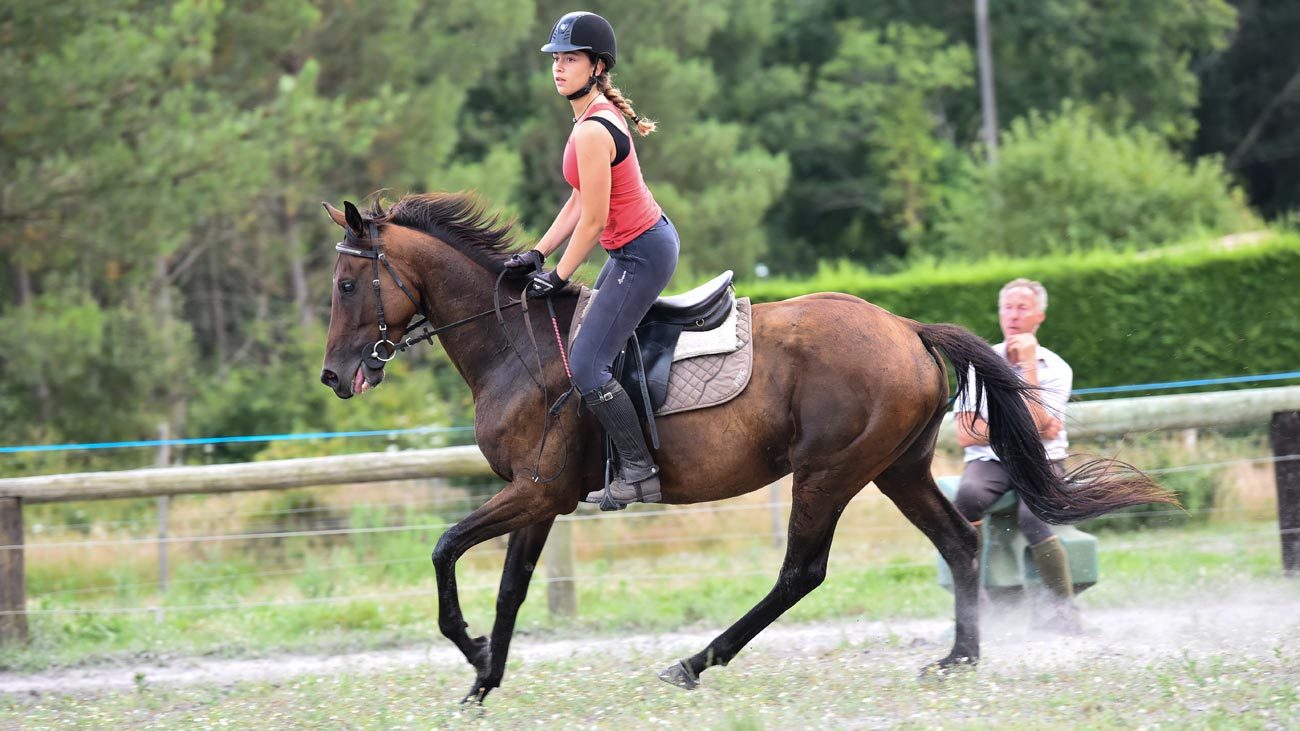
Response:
[541,11,617,71]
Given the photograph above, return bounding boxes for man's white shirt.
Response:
[954,342,1072,462]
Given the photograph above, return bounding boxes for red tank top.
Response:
[562,102,663,250]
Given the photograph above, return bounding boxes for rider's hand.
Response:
[503,249,545,274]
[526,269,568,299]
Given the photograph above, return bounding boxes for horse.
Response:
[319,193,1174,703]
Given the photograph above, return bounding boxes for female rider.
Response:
[504,11,679,507]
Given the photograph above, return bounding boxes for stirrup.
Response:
[585,475,662,510]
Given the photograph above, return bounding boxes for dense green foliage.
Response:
[2,0,1295,466]
[1194,1,1300,220]
[932,104,1256,257]
[746,234,1300,391]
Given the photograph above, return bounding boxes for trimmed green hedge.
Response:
[741,234,1300,393]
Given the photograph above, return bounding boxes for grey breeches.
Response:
[954,458,1064,546]
[569,215,680,394]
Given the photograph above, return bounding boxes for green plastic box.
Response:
[934,475,1098,596]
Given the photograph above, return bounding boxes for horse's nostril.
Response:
[321,369,339,387]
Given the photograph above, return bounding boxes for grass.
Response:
[2,618,1296,730]
[2,426,1286,673]
[1,514,1287,673]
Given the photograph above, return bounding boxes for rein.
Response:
[334,221,574,483]
[335,223,522,364]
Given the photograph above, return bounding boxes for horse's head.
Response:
[319,200,423,399]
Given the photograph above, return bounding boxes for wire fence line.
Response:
[24,529,789,600]
[21,506,1277,603]
[23,492,497,536]
[5,450,1292,553]
[6,528,1291,618]
[1143,453,1300,475]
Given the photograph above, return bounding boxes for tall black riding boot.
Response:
[582,380,662,507]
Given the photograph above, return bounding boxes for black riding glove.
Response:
[526,269,568,299]
[503,249,545,274]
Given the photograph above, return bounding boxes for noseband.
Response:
[334,221,522,365]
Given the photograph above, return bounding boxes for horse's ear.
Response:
[343,201,366,235]
[372,199,385,218]
[323,202,349,230]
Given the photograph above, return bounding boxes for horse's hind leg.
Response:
[874,459,981,672]
[660,472,854,689]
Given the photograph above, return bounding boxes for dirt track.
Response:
[3,586,1296,697]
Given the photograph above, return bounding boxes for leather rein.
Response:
[334,221,522,367]
[333,221,573,483]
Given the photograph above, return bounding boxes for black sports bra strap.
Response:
[583,116,631,167]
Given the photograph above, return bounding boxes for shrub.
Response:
[930,103,1257,258]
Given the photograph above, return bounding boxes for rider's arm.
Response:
[955,411,989,448]
[535,189,582,259]
[553,122,613,280]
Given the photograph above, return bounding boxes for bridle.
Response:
[333,219,572,482]
[334,220,522,366]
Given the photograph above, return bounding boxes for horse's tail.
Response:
[915,322,1178,524]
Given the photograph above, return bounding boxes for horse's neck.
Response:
[412,247,573,400]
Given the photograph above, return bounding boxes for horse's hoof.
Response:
[461,682,494,705]
[918,654,978,679]
[658,660,699,690]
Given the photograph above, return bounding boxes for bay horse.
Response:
[319,193,1172,703]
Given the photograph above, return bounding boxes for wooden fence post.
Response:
[1270,411,1300,576]
[546,518,577,617]
[156,422,171,596]
[769,482,785,547]
[0,497,27,645]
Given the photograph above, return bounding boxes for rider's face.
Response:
[552,52,599,97]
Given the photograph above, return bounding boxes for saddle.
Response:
[570,270,754,442]
[619,271,735,418]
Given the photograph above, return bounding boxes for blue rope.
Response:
[1072,370,1300,395]
[4,371,1300,455]
[0,426,475,454]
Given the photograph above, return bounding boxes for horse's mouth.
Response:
[351,362,385,397]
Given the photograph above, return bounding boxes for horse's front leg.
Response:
[431,484,560,703]
[471,517,556,702]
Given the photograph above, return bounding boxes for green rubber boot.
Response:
[1030,535,1084,635]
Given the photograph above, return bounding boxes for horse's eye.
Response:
[339,280,355,293]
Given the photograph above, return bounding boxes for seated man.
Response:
[953,277,1081,634]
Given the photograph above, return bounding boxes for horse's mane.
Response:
[378,193,520,273]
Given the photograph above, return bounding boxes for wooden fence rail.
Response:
[3,385,1299,644]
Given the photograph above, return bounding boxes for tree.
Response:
[1194,0,1300,219]
[749,22,972,270]
[931,103,1256,258]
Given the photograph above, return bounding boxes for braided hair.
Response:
[595,73,656,137]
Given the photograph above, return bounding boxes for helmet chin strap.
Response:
[565,74,598,101]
